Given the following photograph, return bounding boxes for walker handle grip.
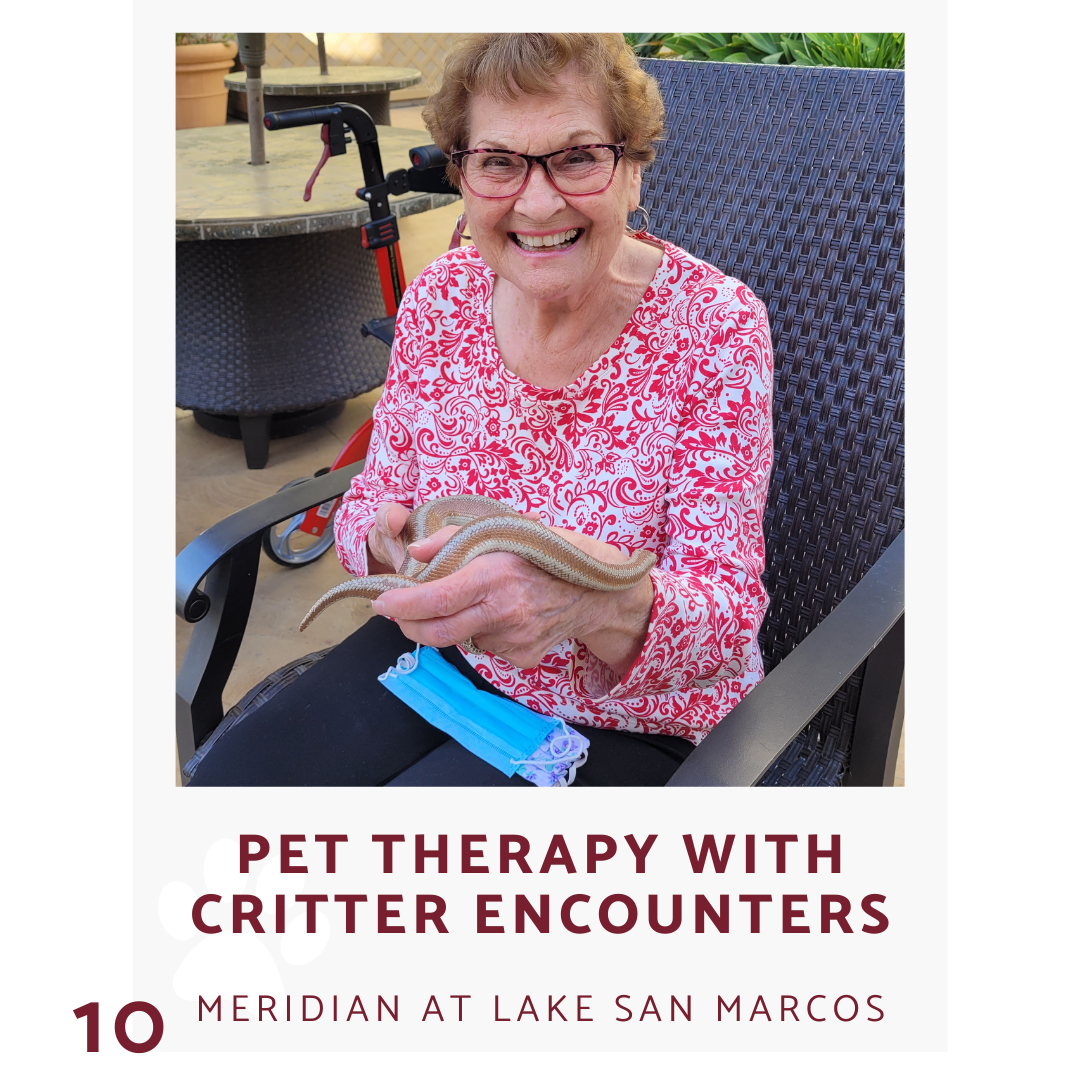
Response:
[409,144,448,170]
[265,105,340,130]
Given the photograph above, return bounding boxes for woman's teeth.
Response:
[513,229,582,250]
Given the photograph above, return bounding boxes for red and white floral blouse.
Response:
[335,240,773,744]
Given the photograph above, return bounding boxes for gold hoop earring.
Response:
[625,205,651,238]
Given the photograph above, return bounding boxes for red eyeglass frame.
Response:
[450,143,627,198]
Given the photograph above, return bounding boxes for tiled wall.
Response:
[265,33,459,101]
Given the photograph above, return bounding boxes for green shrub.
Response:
[624,34,674,57]
[632,32,904,69]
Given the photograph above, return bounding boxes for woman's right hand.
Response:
[366,501,412,575]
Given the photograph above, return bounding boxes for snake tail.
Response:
[298,575,417,631]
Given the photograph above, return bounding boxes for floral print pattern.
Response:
[335,241,773,744]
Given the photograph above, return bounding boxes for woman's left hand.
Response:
[370,522,654,677]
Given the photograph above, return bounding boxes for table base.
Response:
[176,228,392,468]
[193,402,346,469]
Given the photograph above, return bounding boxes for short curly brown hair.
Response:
[423,34,665,186]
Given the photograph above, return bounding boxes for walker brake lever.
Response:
[303,124,353,201]
[303,125,333,202]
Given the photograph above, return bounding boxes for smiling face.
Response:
[461,70,643,307]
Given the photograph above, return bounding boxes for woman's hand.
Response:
[365,501,412,575]
[370,522,655,677]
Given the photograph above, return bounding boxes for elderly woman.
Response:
[190,33,772,787]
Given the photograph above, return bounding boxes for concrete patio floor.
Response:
[175,103,905,786]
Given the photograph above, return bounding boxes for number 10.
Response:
[73,1001,164,1053]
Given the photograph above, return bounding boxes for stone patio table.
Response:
[224,65,422,126]
[176,122,460,467]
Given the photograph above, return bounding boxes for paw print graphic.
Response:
[157,838,333,1001]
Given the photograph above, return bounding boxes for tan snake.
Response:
[298,495,656,652]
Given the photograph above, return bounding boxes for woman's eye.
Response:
[480,155,515,169]
[555,149,600,171]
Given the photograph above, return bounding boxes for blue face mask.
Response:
[378,646,589,787]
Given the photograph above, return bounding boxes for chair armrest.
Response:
[666,530,904,786]
[175,460,366,767]
[176,461,366,622]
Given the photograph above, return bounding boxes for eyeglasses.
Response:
[450,143,626,199]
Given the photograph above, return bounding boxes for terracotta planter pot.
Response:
[176,41,239,129]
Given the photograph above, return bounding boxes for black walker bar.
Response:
[264,103,458,310]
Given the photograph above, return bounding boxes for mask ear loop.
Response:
[509,720,589,786]
[378,642,423,682]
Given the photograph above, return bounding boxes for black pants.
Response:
[187,619,694,787]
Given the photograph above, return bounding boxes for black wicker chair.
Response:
[177,59,904,787]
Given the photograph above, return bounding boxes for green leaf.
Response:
[742,32,779,54]
[678,32,726,49]
[663,33,727,59]
[660,36,696,58]
[706,44,750,60]
[623,32,673,57]
[787,40,813,64]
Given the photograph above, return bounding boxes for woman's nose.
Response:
[513,163,567,218]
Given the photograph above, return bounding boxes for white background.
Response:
[3,0,1074,1075]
